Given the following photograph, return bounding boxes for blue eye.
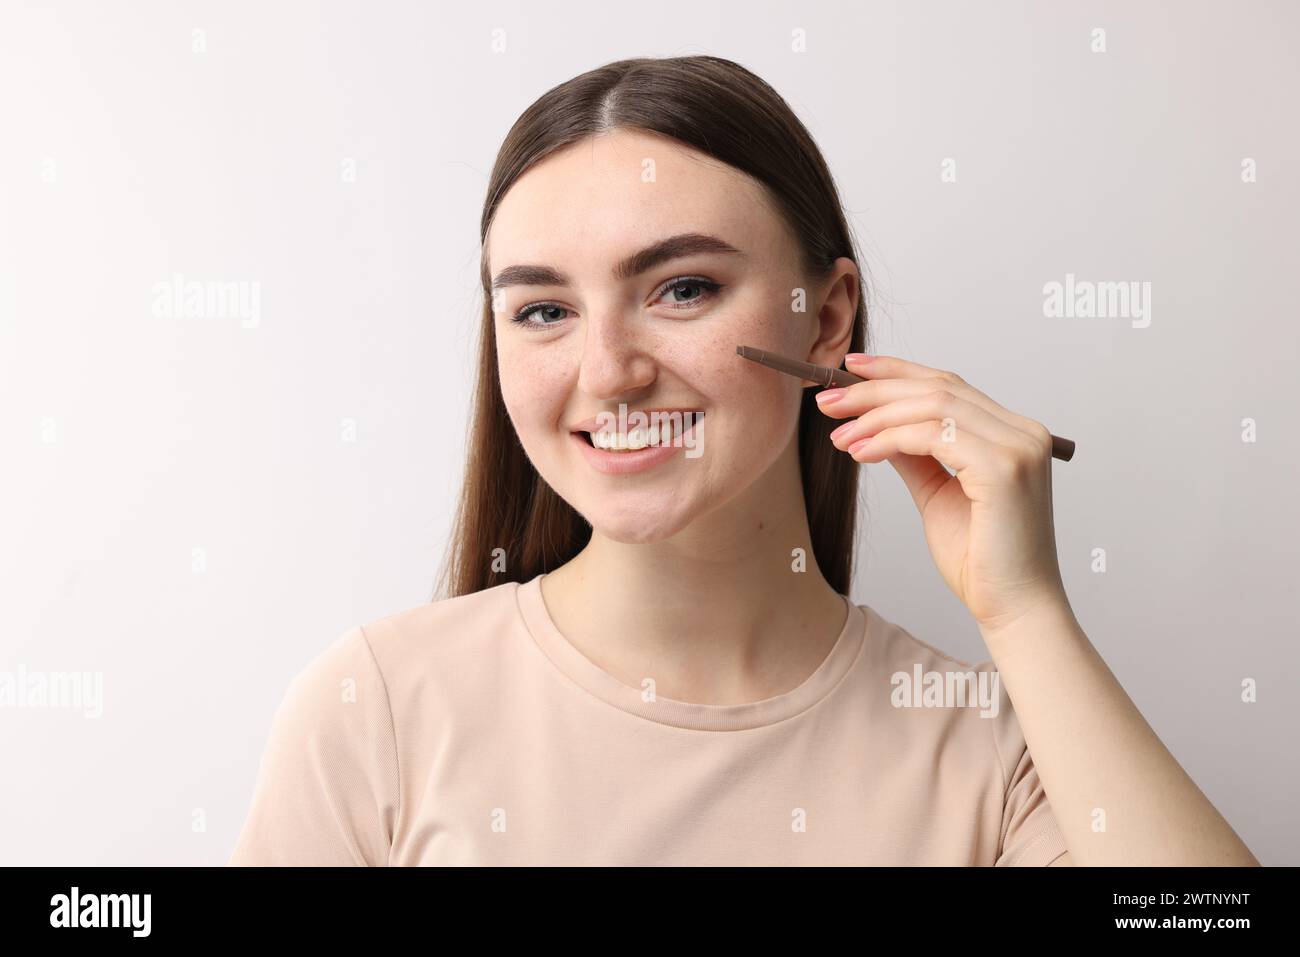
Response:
[510,303,570,327]
[656,277,722,309]
[508,276,723,330]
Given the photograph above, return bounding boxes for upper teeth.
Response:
[584,414,702,450]
[591,426,662,450]
[590,416,702,449]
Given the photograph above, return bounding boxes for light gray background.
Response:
[2,0,1295,865]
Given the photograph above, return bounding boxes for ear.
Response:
[803,257,860,384]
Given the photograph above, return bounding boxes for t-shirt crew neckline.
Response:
[514,573,867,732]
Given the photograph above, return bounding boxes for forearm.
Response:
[980,600,1259,866]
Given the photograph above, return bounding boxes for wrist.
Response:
[976,587,1079,649]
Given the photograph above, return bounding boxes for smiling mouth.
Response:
[574,412,705,451]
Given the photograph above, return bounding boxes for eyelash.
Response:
[509,276,723,329]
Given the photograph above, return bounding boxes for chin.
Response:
[582,502,696,545]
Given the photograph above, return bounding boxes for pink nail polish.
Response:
[815,388,846,404]
[829,422,855,441]
[845,353,874,363]
[847,436,872,454]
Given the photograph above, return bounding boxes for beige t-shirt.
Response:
[229,574,1068,866]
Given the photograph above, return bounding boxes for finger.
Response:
[819,373,1029,440]
[845,419,1018,494]
[830,390,1033,455]
[842,354,1048,444]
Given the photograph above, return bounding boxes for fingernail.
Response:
[845,353,873,363]
[815,388,846,405]
[829,422,855,441]
[847,436,872,453]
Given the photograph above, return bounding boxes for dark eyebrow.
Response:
[490,232,744,292]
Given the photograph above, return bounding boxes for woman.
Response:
[229,55,1257,866]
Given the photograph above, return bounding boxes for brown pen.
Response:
[736,345,1076,462]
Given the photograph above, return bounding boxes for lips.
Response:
[570,412,706,475]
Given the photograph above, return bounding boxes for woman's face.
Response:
[486,128,847,545]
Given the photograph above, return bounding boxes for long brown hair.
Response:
[434,55,871,600]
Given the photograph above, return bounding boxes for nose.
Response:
[575,308,657,400]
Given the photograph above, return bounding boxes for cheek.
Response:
[496,337,568,435]
[683,307,806,430]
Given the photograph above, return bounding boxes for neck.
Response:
[539,440,849,706]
